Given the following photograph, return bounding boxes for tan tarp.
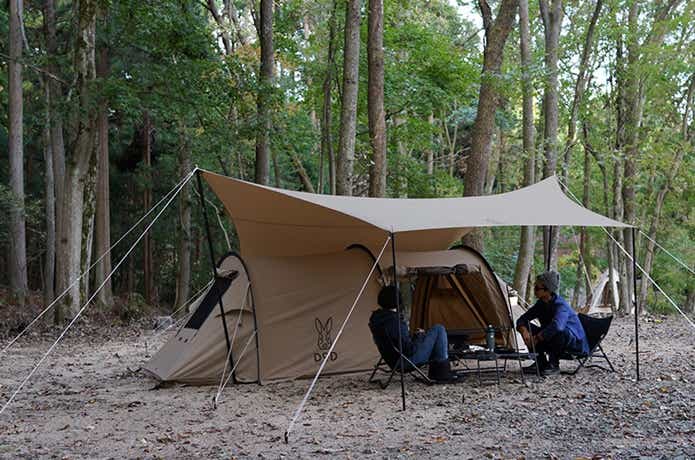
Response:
[201,171,630,257]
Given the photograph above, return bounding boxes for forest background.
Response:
[0,0,693,327]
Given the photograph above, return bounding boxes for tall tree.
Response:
[637,73,693,310]
[565,0,603,306]
[462,0,518,252]
[142,112,154,304]
[336,0,361,196]
[8,0,29,306]
[55,0,99,318]
[539,0,563,270]
[174,125,192,311]
[43,0,67,321]
[617,0,683,314]
[255,0,274,185]
[512,0,536,302]
[367,0,386,197]
[95,45,114,308]
[561,0,603,180]
[319,0,338,195]
[42,86,55,307]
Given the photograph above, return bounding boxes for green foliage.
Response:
[1,0,692,317]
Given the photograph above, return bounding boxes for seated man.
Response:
[369,285,453,382]
[517,271,590,376]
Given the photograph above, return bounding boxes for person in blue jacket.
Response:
[369,285,453,381]
[516,271,590,376]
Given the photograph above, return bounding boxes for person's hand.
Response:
[415,328,425,335]
[519,327,531,344]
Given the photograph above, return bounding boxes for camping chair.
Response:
[367,323,432,389]
[561,313,615,375]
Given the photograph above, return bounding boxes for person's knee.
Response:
[432,324,446,334]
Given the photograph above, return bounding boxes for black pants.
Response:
[528,324,574,368]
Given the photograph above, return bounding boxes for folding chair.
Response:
[368,353,432,389]
[561,313,615,375]
[367,323,432,389]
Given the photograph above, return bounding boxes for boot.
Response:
[428,359,453,382]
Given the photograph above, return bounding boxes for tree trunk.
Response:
[613,156,630,315]
[336,0,361,196]
[55,0,99,319]
[43,0,67,317]
[142,112,154,305]
[42,88,55,307]
[586,126,617,313]
[367,0,386,197]
[80,155,97,306]
[539,0,563,271]
[255,0,274,185]
[485,126,503,194]
[622,0,682,315]
[561,0,602,182]
[95,45,114,309]
[8,0,28,305]
[425,113,434,175]
[513,0,536,301]
[572,140,594,308]
[638,74,692,310]
[174,125,192,311]
[442,109,458,176]
[686,285,695,315]
[462,0,518,252]
[620,0,640,314]
[319,0,338,194]
[291,151,316,193]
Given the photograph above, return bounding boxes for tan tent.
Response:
[144,171,630,384]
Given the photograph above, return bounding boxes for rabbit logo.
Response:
[314,317,338,362]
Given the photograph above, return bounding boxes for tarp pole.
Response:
[391,231,406,411]
[632,227,640,381]
[195,170,235,377]
[545,226,553,271]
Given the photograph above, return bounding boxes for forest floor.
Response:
[0,314,693,459]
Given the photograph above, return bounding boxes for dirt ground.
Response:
[0,315,693,459]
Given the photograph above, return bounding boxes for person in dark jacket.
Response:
[369,285,451,381]
[517,271,590,376]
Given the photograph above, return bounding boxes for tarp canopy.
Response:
[201,170,631,257]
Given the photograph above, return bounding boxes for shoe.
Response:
[542,365,560,376]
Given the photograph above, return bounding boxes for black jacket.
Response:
[368,309,415,367]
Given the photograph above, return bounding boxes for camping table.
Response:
[451,350,538,385]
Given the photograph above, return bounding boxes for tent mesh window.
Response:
[184,276,235,330]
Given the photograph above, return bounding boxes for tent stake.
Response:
[632,227,639,382]
[391,231,407,411]
[196,171,235,378]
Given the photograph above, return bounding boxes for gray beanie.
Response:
[537,271,560,293]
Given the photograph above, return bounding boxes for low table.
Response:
[451,349,538,384]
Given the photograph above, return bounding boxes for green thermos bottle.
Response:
[485,325,496,351]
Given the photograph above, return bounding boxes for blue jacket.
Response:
[516,294,590,355]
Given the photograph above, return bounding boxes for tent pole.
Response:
[195,171,235,377]
[545,227,552,271]
[391,231,407,411]
[632,227,640,382]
